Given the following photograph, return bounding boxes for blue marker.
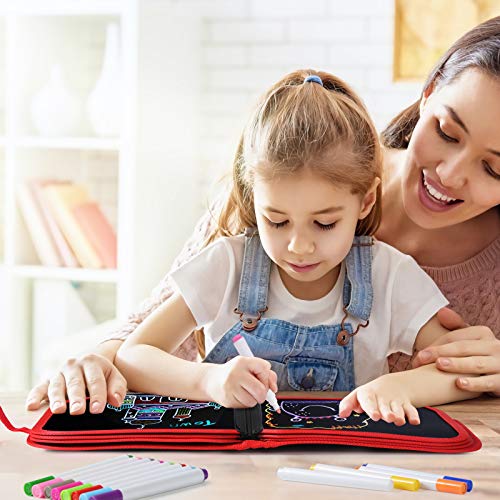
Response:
[361,464,472,492]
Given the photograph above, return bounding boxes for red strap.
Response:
[0,405,31,434]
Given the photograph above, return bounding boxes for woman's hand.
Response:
[413,308,500,396]
[204,356,278,408]
[338,374,421,426]
[25,342,128,415]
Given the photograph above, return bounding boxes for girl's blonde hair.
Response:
[195,69,382,356]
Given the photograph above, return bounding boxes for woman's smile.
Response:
[418,171,464,213]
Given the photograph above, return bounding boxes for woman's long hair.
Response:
[382,16,500,149]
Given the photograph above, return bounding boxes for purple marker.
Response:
[89,466,208,499]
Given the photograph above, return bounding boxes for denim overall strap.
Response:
[234,229,271,331]
[342,235,374,321]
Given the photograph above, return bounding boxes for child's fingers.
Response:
[241,373,268,405]
[268,370,278,393]
[233,386,260,408]
[357,391,381,421]
[377,399,396,424]
[25,379,49,411]
[338,391,357,417]
[403,402,421,425]
[389,401,406,426]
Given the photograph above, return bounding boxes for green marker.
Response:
[61,483,94,500]
[24,476,55,496]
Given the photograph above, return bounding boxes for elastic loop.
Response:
[303,75,323,86]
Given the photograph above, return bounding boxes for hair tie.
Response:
[303,75,323,86]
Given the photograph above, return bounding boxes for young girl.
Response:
[115,69,479,426]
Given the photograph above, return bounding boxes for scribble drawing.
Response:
[106,393,222,429]
[265,400,371,429]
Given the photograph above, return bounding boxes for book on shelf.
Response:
[19,179,118,270]
[29,179,79,268]
[16,183,63,267]
[73,201,117,268]
[43,183,104,269]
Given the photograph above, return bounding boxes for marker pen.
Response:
[79,488,113,500]
[89,466,208,499]
[103,463,183,490]
[79,458,159,484]
[59,483,93,500]
[51,481,84,500]
[277,467,393,491]
[360,464,472,492]
[30,456,134,497]
[311,464,419,491]
[232,334,281,413]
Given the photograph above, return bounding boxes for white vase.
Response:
[87,23,122,137]
[31,64,81,137]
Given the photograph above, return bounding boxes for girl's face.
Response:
[253,168,377,300]
[401,69,500,229]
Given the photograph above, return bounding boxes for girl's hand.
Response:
[338,375,421,426]
[413,308,500,396]
[25,353,128,415]
[204,356,278,408]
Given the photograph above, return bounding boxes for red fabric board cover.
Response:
[0,393,481,453]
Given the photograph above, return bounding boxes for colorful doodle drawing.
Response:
[265,400,371,430]
[106,393,222,429]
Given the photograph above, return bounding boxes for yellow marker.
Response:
[311,464,420,491]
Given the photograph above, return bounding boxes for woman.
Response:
[27,17,500,415]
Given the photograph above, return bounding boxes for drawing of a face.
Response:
[281,401,347,422]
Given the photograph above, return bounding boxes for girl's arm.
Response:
[339,315,481,425]
[115,292,278,407]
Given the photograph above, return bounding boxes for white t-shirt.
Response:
[171,235,448,386]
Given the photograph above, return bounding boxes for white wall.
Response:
[172,0,423,201]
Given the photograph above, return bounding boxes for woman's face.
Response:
[401,68,500,229]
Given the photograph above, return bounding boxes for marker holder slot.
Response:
[233,404,263,440]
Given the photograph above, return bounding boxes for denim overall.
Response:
[204,230,374,391]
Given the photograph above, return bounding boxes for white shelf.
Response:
[14,136,120,151]
[0,0,202,392]
[11,265,119,283]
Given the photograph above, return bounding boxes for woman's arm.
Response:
[26,339,127,415]
[413,308,500,396]
[115,292,278,407]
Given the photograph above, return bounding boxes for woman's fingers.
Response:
[47,372,68,414]
[436,307,469,331]
[61,359,87,415]
[414,337,497,368]
[106,367,128,407]
[436,354,498,375]
[389,401,406,426]
[25,379,49,410]
[82,360,108,414]
[456,374,500,395]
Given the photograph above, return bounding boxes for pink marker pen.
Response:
[232,334,281,413]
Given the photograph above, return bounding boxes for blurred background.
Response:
[0,0,498,391]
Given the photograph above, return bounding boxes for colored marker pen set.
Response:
[24,454,208,500]
[277,463,473,495]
